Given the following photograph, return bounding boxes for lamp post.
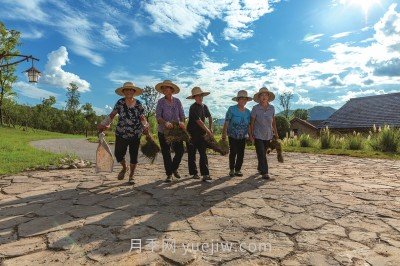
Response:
[0,53,41,125]
[0,53,41,83]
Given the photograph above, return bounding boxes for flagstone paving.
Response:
[0,151,400,265]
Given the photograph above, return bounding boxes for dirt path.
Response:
[1,140,399,265]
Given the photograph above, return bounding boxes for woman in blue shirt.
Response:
[222,90,252,177]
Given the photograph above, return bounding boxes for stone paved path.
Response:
[1,151,400,265]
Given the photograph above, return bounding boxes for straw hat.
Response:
[253,87,275,103]
[115,82,143,96]
[186,86,210,99]
[155,80,180,94]
[232,90,253,101]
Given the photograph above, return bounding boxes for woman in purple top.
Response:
[155,80,186,183]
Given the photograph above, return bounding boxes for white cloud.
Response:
[295,96,317,106]
[338,89,386,102]
[143,0,278,40]
[0,0,49,23]
[303,33,324,43]
[92,106,108,115]
[41,46,91,92]
[21,28,44,39]
[200,32,218,47]
[230,43,239,51]
[267,58,276,63]
[374,4,400,51]
[13,81,58,100]
[361,26,372,32]
[102,22,127,48]
[331,31,352,39]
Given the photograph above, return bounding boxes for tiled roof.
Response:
[307,120,325,128]
[322,92,400,129]
[290,117,317,129]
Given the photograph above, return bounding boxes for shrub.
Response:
[282,136,299,147]
[299,134,313,147]
[370,125,400,152]
[319,127,332,149]
[346,132,364,150]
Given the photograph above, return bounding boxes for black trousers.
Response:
[158,132,184,176]
[254,138,270,175]
[228,137,246,171]
[114,135,140,164]
[188,138,209,176]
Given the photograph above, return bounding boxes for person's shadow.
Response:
[0,166,269,262]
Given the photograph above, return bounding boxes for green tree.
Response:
[275,115,291,139]
[279,92,294,119]
[0,22,20,126]
[141,85,160,119]
[32,96,56,131]
[82,103,97,137]
[65,83,83,134]
[292,109,309,120]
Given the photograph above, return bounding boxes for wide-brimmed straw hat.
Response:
[115,82,143,96]
[155,80,180,94]
[186,86,210,99]
[253,87,275,103]
[232,90,253,101]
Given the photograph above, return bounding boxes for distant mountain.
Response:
[308,106,336,120]
[277,106,336,120]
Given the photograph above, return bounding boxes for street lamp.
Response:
[0,53,41,83]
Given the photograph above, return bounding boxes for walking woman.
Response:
[187,87,213,182]
[98,82,149,184]
[222,90,252,177]
[249,87,279,180]
[155,80,186,183]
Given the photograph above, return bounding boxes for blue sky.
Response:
[1,0,400,117]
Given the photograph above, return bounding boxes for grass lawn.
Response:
[0,126,83,175]
[283,146,400,160]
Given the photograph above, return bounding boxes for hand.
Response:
[274,134,280,140]
[165,122,173,129]
[143,127,150,135]
[207,130,214,138]
[249,136,254,144]
[97,124,109,132]
[178,122,185,130]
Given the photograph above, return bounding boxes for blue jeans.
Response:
[254,138,269,175]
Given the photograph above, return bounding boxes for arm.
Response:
[156,100,173,129]
[222,121,228,140]
[272,116,279,139]
[196,119,213,137]
[249,116,256,143]
[140,115,150,135]
[178,99,186,129]
[208,116,213,133]
[98,110,117,132]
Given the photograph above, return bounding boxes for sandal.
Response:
[128,172,135,184]
[117,168,127,180]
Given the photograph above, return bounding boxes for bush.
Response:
[299,134,313,147]
[369,125,400,152]
[319,127,332,149]
[275,116,290,139]
[346,132,364,150]
[282,136,299,147]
